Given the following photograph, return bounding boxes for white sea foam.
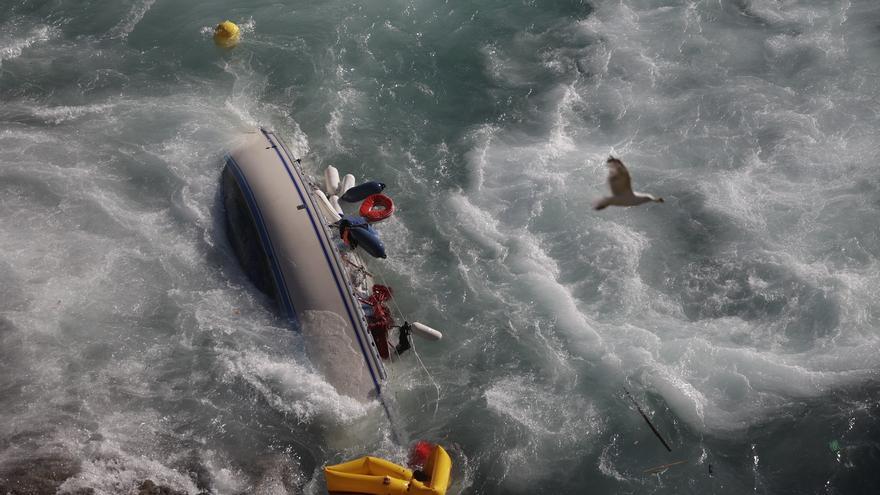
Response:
[219,348,370,424]
[454,0,880,439]
[53,411,202,494]
[28,102,117,125]
[58,454,201,495]
[108,0,157,40]
[325,87,364,153]
[0,24,57,67]
[2,0,879,491]
[485,375,603,483]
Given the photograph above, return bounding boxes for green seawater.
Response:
[2,1,880,493]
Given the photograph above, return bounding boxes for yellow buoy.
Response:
[213,20,240,48]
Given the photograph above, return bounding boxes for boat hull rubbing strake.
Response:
[222,128,387,403]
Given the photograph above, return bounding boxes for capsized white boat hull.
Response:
[222,128,387,404]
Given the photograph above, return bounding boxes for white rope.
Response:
[375,270,442,418]
[409,334,442,418]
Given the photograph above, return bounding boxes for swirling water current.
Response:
[1,0,880,493]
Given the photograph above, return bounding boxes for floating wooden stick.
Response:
[643,459,687,474]
[624,387,673,452]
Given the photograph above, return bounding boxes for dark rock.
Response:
[138,479,187,495]
[0,454,80,494]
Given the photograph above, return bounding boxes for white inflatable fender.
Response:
[324,166,340,196]
[338,173,355,197]
[313,189,342,220]
[411,321,442,341]
[329,195,343,215]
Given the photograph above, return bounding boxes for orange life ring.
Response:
[359,193,394,222]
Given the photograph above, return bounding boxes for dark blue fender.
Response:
[339,215,387,259]
[341,181,386,203]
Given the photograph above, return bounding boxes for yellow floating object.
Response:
[325,445,452,495]
[213,20,240,48]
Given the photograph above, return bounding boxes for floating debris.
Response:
[624,388,673,452]
[643,460,687,475]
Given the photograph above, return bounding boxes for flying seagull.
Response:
[593,157,664,210]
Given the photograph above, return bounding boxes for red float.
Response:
[359,193,394,222]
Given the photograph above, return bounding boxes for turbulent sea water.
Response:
[2,0,880,493]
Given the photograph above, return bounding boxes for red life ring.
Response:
[359,193,394,222]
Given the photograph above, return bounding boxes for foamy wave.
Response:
[325,87,364,153]
[55,411,202,495]
[108,0,157,39]
[485,375,603,482]
[0,25,57,67]
[57,454,200,495]
[219,349,370,424]
[456,0,880,440]
[28,103,116,125]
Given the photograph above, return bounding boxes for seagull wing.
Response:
[593,196,612,210]
[606,158,633,196]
